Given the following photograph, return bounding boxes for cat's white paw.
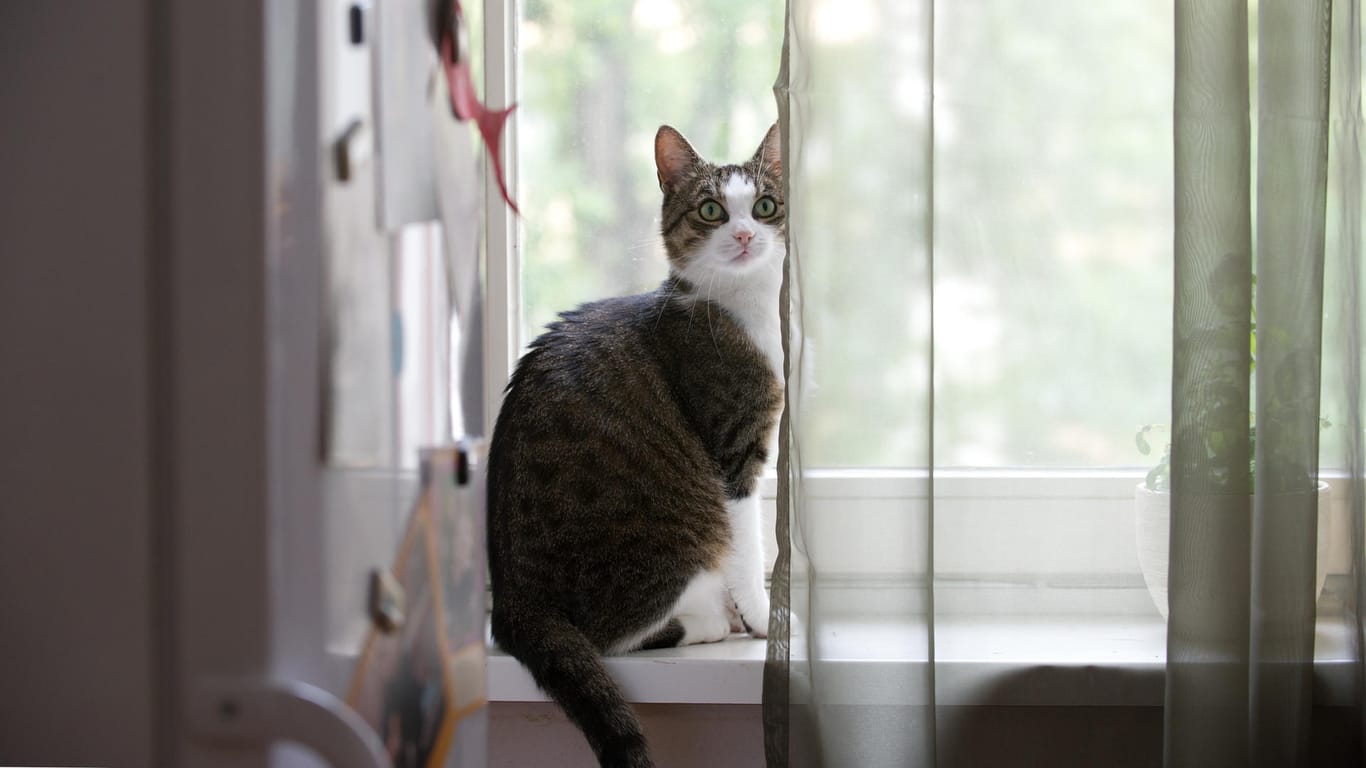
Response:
[677,612,732,645]
[726,600,746,633]
[742,593,770,638]
[672,569,736,644]
[727,585,769,639]
[723,493,771,639]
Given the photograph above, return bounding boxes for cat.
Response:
[486,123,785,768]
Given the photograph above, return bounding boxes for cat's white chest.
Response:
[739,306,783,381]
[714,273,784,381]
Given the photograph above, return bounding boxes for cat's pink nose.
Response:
[734,230,754,247]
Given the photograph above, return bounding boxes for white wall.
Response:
[0,2,156,766]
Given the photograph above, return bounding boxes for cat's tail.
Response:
[494,612,653,768]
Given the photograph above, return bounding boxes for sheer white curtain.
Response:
[1167,1,1366,765]
[768,1,935,764]
[766,1,1366,766]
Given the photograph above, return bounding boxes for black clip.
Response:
[455,445,470,486]
[434,0,464,64]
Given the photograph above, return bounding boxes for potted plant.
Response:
[1133,278,1331,619]
[1134,423,1330,619]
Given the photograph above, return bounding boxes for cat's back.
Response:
[499,291,673,414]
[489,288,717,504]
[487,289,730,621]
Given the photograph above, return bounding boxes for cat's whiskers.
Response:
[654,275,682,331]
[764,250,782,278]
[705,269,722,360]
[626,236,665,256]
[685,279,702,334]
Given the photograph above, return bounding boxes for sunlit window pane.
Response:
[516,0,1176,469]
[793,0,1174,468]
[517,0,786,341]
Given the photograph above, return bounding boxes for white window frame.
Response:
[475,0,1357,618]
[474,1,1361,714]
[481,0,522,441]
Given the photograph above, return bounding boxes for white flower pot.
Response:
[1134,481,1330,619]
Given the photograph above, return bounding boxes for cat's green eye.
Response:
[698,200,726,222]
[753,196,778,219]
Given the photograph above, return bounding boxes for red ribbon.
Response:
[440,3,519,215]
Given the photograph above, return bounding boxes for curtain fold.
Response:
[1167,2,1254,759]
[768,1,937,766]
[1248,3,1331,763]
[766,1,1365,765]
[764,2,798,758]
[1167,1,1360,766]
[1334,1,1366,755]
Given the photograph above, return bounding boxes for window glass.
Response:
[517,0,1176,469]
[517,0,786,341]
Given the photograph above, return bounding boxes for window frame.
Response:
[476,0,1356,618]
[481,0,522,440]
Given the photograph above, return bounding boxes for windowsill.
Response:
[488,634,769,705]
[487,613,1359,707]
[474,469,1360,708]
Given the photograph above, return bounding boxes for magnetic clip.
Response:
[367,568,405,634]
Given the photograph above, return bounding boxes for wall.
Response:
[490,703,764,768]
[492,703,1360,767]
[0,2,156,766]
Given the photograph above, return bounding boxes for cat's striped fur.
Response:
[487,124,784,768]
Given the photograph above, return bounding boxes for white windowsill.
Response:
[487,614,1359,707]
[488,634,769,706]
[458,469,1360,709]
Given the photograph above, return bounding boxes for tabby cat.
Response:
[487,123,785,768]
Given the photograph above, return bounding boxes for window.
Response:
[795,2,1176,469]
[473,0,1355,614]
[515,0,786,344]
[489,0,1175,472]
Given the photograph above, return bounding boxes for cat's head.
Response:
[654,124,785,283]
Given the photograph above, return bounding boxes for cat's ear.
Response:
[752,123,782,176]
[655,125,700,192]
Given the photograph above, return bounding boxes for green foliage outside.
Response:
[518,0,784,345]
[509,0,1357,471]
